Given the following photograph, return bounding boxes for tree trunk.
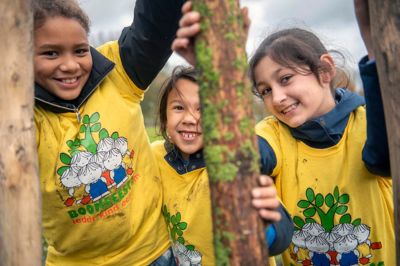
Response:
[193,0,268,265]
[368,0,400,264]
[0,0,41,265]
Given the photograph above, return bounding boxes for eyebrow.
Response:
[37,42,89,50]
[255,67,284,89]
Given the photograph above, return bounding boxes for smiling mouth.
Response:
[54,76,80,85]
[179,131,201,141]
[281,103,299,115]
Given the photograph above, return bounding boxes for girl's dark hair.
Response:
[248,28,347,97]
[157,66,198,141]
[33,0,90,33]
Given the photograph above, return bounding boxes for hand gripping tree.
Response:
[193,0,269,265]
[368,0,400,263]
[0,0,41,265]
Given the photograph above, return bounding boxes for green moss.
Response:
[214,229,231,266]
[205,145,238,182]
[224,31,236,41]
[223,132,235,142]
[239,117,251,135]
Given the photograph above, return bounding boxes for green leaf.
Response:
[336,205,348,215]
[166,214,170,223]
[171,227,176,241]
[177,236,185,244]
[66,140,73,148]
[339,213,351,224]
[73,138,80,146]
[171,215,177,225]
[338,194,349,204]
[293,216,305,229]
[334,186,339,200]
[176,228,183,236]
[82,115,90,124]
[303,207,316,218]
[305,218,316,224]
[163,205,167,216]
[91,123,101,132]
[297,200,310,209]
[178,222,187,230]
[60,153,72,164]
[377,261,384,266]
[352,218,362,226]
[111,132,119,140]
[186,245,195,251]
[80,125,86,133]
[176,212,181,223]
[306,188,315,202]
[325,194,334,207]
[315,194,324,207]
[90,112,100,123]
[57,166,69,176]
[99,128,109,140]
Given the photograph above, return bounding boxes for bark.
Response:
[368,0,400,263]
[0,0,41,265]
[193,0,268,265]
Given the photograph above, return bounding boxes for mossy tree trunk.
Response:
[368,0,400,263]
[193,0,268,265]
[0,0,41,265]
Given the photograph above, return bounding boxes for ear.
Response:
[319,53,336,85]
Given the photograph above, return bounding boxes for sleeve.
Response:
[359,56,391,177]
[266,204,294,256]
[257,136,277,175]
[118,0,185,89]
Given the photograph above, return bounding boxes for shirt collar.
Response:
[164,141,205,174]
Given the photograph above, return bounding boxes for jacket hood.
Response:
[290,88,365,148]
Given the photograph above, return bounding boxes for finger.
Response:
[171,38,189,51]
[182,1,193,13]
[258,175,273,186]
[176,23,201,39]
[252,186,277,200]
[241,6,251,28]
[252,197,280,210]
[179,11,201,27]
[259,209,282,222]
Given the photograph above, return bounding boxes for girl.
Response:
[250,26,394,265]
[33,0,184,265]
[171,1,393,265]
[152,66,294,265]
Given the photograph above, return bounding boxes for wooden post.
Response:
[368,0,400,264]
[0,0,41,265]
[193,0,268,265]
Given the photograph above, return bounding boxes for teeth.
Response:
[282,103,298,114]
[61,78,77,84]
[181,132,197,140]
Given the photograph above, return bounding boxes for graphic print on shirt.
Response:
[289,186,383,266]
[163,205,203,266]
[57,112,139,223]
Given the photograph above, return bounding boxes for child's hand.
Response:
[172,1,251,66]
[354,0,374,60]
[251,175,281,223]
[172,1,200,65]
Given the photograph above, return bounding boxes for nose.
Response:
[59,54,80,72]
[182,109,199,125]
[271,87,286,105]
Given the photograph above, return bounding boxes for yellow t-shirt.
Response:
[256,107,394,266]
[152,140,277,266]
[152,140,215,265]
[35,41,169,266]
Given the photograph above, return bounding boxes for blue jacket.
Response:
[259,57,390,177]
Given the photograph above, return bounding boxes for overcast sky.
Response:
[80,0,366,69]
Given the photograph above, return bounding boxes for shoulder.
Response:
[151,140,167,156]
[256,116,285,140]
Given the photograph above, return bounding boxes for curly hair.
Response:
[33,0,90,33]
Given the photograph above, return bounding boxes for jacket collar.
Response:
[290,88,365,148]
[34,47,115,113]
[164,141,205,175]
